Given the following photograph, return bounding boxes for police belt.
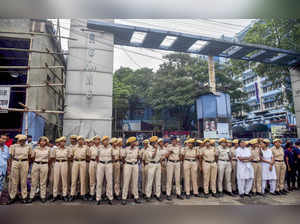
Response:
[168,159,180,163]
[149,161,160,164]
[219,159,230,162]
[99,160,112,164]
[34,161,48,165]
[204,160,215,163]
[89,159,97,162]
[56,159,67,162]
[74,159,86,162]
[185,159,196,162]
[275,160,284,162]
[13,158,28,162]
[252,161,260,163]
[126,161,138,165]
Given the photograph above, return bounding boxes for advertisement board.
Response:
[0,87,10,113]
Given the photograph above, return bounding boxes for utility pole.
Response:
[208,56,216,94]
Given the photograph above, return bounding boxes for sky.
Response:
[52,19,255,72]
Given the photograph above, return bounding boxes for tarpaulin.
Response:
[22,112,45,142]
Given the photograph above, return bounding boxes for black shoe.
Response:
[212,193,218,198]
[121,200,127,205]
[166,195,172,201]
[69,196,74,202]
[233,190,238,195]
[218,192,224,197]
[228,192,235,197]
[116,195,121,201]
[270,192,277,196]
[145,197,151,202]
[204,194,209,198]
[134,199,141,204]
[108,200,113,205]
[51,197,57,202]
[280,190,287,195]
[240,194,245,198]
[155,196,162,202]
[256,192,263,196]
[41,198,47,203]
[275,191,281,195]
[89,195,94,201]
[63,196,68,202]
[7,198,16,205]
[244,194,251,198]
[194,194,201,197]
[21,199,27,204]
[27,198,33,203]
[96,200,101,205]
[83,195,88,201]
[177,195,184,200]
[252,192,257,196]
[186,194,190,199]
[282,189,288,193]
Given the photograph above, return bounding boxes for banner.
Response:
[0,87,10,113]
[217,123,230,138]
[122,120,141,131]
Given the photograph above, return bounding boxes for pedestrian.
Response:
[294,141,300,190]
[284,142,296,191]
[231,139,239,194]
[28,136,51,203]
[121,136,142,205]
[8,134,32,204]
[236,139,254,198]
[250,139,262,196]
[182,138,199,199]
[69,136,88,201]
[144,136,162,202]
[166,136,184,200]
[260,139,277,196]
[200,139,218,198]
[217,138,234,197]
[96,136,114,205]
[271,139,287,195]
[51,136,70,202]
[0,134,9,200]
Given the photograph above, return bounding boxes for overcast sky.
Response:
[53,19,254,71]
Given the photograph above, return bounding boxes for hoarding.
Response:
[0,87,10,113]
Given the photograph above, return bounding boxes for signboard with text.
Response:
[0,87,10,113]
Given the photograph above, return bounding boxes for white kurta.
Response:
[236,147,254,179]
[261,149,277,180]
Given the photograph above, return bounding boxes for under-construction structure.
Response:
[0,19,66,141]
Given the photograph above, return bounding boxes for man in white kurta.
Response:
[236,141,254,197]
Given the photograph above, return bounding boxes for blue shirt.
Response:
[284,148,296,166]
[0,145,9,176]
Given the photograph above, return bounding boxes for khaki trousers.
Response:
[30,163,49,199]
[122,163,139,200]
[251,162,262,193]
[202,161,217,194]
[53,161,68,197]
[113,162,121,196]
[231,160,237,191]
[68,161,72,193]
[146,163,161,198]
[142,163,148,195]
[71,161,86,196]
[161,161,167,192]
[96,162,113,200]
[89,161,97,196]
[47,163,54,196]
[166,161,181,196]
[217,160,232,193]
[9,161,29,199]
[183,161,198,195]
[275,161,286,191]
[86,162,89,194]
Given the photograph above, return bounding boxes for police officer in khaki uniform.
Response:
[200,139,218,198]
[182,138,199,199]
[196,140,204,195]
[96,136,114,205]
[69,136,88,201]
[68,135,77,194]
[216,138,234,197]
[50,136,70,202]
[121,137,142,205]
[158,138,168,194]
[249,139,262,196]
[141,139,149,198]
[111,137,121,200]
[271,139,287,195]
[28,136,51,203]
[8,134,32,204]
[144,136,162,202]
[166,136,184,200]
[231,139,239,194]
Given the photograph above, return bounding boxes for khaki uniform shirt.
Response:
[32,146,50,162]
[167,145,182,161]
[271,146,284,161]
[51,147,69,160]
[122,146,140,163]
[251,147,261,161]
[182,147,198,160]
[112,146,121,161]
[201,146,216,162]
[159,146,168,161]
[72,145,88,160]
[217,146,231,161]
[98,145,113,162]
[9,144,32,160]
[143,146,151,163]
[145,146,161,163]
[230,147,237,160]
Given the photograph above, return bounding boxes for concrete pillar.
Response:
[290,66,300,138]
[63,19,113,138]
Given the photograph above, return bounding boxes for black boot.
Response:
[155,196,162,202]
[89,195,94,201]
[96,200,101,205]
[7,198,16,205]
[166,195,172,201]
[177,194,184,200]
[108,200,113,205]
[51,197,57,202]
[121,200,127,205]
[27,198,33,203]
[212,193,218,198]
[134,198,141,204]
[186,194,190,199]
[69,196,74,202]
[204,194,209,198]
[63,196,68,202]
[41,198,47,203]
